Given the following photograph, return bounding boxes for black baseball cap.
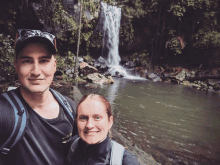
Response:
[15,29,57,56]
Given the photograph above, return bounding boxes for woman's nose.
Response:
[86,119,94,129]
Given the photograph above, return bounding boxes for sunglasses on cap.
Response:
[15,29,57,56]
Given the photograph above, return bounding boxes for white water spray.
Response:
[101,2,145,80]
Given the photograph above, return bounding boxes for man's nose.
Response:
[31,62,41,76]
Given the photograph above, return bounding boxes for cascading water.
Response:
[101,2,142,79]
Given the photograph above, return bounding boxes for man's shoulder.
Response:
[50,89,77,115]
[0,91,16,146]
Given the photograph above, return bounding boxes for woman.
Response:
[67,94,140,165]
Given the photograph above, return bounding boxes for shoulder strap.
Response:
[67,137,80,163]
[49,88,75,124]
[0,90,28,155]
[110,141,125,165]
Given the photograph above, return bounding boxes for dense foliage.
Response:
[0,0,219,76]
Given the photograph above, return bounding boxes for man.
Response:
[0,29,77,165]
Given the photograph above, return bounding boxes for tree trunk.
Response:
[159,13,166,61]
[154,4,162,62]
[74,1,83,78]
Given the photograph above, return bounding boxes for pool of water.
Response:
[59,78,220,165]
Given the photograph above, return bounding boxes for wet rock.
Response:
[85,83,99,89]
[175,69,190,81]
[79,62,98,77]
[71,86,83,104]
[106,76,114,84]
[146,73,162,82]
[135,67,146,78]
[65,69,72,75]
[112,71,125,78]
[103,71,112,77]
[77,57,84,63]
[134,58,142,67]
[87,73,110,84]
[123,61,135,68]
[147,73,157,79]
[94,57,109,73]
[206,79,220,86]
[97,56,106,64]
[152,76,161,82]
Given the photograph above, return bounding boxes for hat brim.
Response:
[15,36,56,56]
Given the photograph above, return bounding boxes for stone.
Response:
[147,73,157,79]
[79,62,89,69]
[152,76,162,82]
[87,73,109,84]
[124,61,135,68]
[182,81,190,86]
[175,69,189,81]
[65,69,72,75]
[97,56,106,64]
[77,57,84,63]
[107,76,114,84]
[79,62,98,77]
[71,86,83,105]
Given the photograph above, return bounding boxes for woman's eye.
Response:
[79,116,87,121]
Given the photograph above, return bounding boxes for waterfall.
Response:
[101,2,121,66]
[101,2,145,79]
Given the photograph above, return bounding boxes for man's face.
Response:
[14,43,57,94]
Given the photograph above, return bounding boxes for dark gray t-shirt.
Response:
[0,88,76,165]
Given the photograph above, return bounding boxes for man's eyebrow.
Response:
[18,55,52,59]
[40,55,52,59]
[18,56,32,59]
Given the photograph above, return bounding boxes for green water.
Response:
[59,78,220,165]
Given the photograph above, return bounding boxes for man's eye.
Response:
[22,60,31,63]
[95,116,101,120]
[40,59,49,63]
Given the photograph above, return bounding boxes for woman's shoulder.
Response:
[123,149,140,165]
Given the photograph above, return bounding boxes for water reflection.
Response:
[74,78,220,165]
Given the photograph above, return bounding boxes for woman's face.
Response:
[77,96,113,145]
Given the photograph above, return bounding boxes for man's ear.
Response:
[52,55,57,70]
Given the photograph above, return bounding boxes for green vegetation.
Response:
[0,0,220,81]
[0,34,15,77]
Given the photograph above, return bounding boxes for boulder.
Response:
[79,62,98,77]
[146,73,162,82]
[77,57,84,63]
[87,73,110,84]
[206,79,220,86]
[135,67,146,78]
[175,69,190,81]
[94,57,109,73]
[112,71,125,78]
[71,86,83,105]
[182,80,190,86]
[97,56,106,64]
[107,76,114,84]
[147,73,157,79]
[123,61,135,68]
